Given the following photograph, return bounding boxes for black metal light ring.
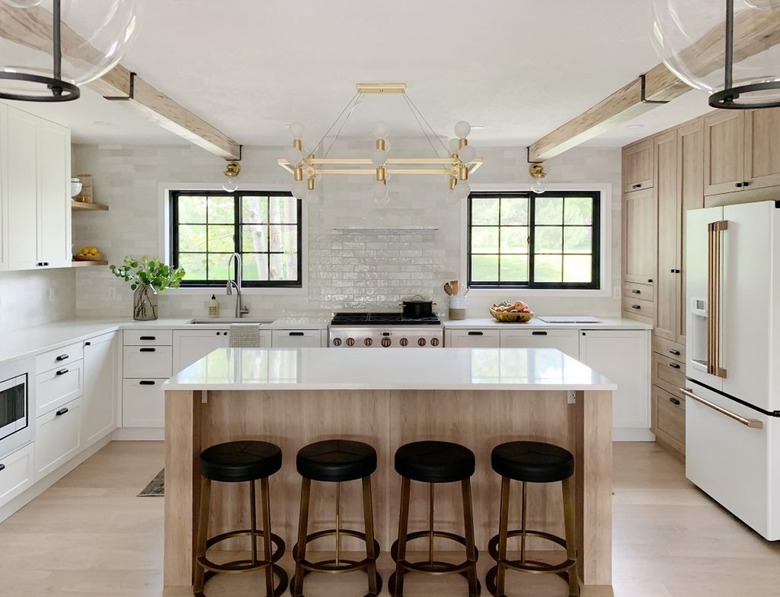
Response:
[709,81,780,110]
[0,71,79,102]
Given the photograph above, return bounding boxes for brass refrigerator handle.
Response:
[707,221,728,378]
[681,388,763,429]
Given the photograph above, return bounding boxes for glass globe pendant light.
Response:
[651,0,780,108]
[0,0,139,102]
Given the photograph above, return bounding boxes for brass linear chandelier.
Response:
[277,83,483,203]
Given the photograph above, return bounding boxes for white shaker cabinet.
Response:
[81,331,119,448]
[500,329,579,358]
[271,329,323,348]
[172,329,230,373]
[578,329,652,441]
[122,330,172,428]
[446,329,500,347]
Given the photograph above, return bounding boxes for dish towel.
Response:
[229,324,264,347]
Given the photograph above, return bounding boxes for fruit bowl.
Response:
[73,253,104,261]
[489,308,534,323]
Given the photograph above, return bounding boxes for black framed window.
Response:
[468,191,600,289]
[170,191,302,288]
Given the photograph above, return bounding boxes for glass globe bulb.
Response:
[222,176,238,192]
[454,120,471,138]
[292,180,307,200]
[372,181,389,203]
[458,145,477,164]
[448,138,461,154]
[373,121,389,139]
[286,147,303,166]
[530,179,546,194]
[371,148,388,167]
[289,121,305,139]
[452,181,471,200]
[304,188,321,205]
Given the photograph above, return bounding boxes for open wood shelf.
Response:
[71,259,108,267]
[71,200,109,211]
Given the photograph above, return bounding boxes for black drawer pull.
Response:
[631,289,641,294]
[139,336,156,341]
[55,368,69,376]
[669,349,681,356]
[531,331,547,336]
[56,407,69,416]
[671,269,681,273]
[647,279,653,283]
[669,397,681,406]
[735,182,744,188]
[632,304,641,310]
[669,362,681,369]
[632,183,641,189]
[139,347,156,353]
[55,354,69,361]
[0,464,5,472]
[742,181,750,187]
[84,341,91,346]
[139,380,156,385]
[467,331,484,336]
[289,332,305,336]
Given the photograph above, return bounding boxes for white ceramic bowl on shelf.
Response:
[70,178,83,198]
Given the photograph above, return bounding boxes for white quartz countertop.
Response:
[164,347,616,391]
[443,317,652,330]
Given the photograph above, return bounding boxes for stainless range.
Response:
[329,312,443,348]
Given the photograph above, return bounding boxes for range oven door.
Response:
[0,372,32,459]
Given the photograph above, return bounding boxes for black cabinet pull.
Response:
[55,354,69,361]
[647,279,653,283]
[632,183,641,189]
[44,262,49,266]
[84,341,91,346]
[632,304,641,310]
[139,380,156,386]
[140,347,156,353]
[223,331,228,336]
[289,332,305,336]
[669,397,681,406]
[55,368,69,376]
[56,407,69,416]
[631,289,641,294]
[743,181,750,187]
[0,464,5,472]
[531,331,548,336]
[467,331,484,336]
[139,336,156,341]
[671,269,681,273]
[669,362,681,369]
[735,182,743,188]
[669,349,681,356]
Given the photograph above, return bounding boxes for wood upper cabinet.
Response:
[704,107,780,196]
[623,138,654,193]
[622,186,656,285]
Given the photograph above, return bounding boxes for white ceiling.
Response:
[13,0,716,151]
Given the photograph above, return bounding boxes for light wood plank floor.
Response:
[0,441,778,596]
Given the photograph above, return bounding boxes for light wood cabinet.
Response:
[745,108,780,190]
[622,187,656,294]
[622,138,654,193]
[654,131,678,342]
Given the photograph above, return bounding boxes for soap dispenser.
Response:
[208,294,219,318]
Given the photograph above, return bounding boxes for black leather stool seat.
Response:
[491,441,574,484]
[296,439,377,482]
[395,440,475,484]
[200,440,282,483]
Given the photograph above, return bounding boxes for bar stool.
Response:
[486,441,579,597]
[193,440,287,597]
[390,440,480,597]
[292,439,381,597]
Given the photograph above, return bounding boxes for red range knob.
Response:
[430,338,440,347]
[417,338,427,347]
[332,338,342,346]
[399,338,408,347]
[381,337,392,347]
[364,338,373,346]
[346,338,355,347]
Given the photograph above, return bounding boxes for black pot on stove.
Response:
[400,295,435,318]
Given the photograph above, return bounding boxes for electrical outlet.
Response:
[108,287,116,300]
[612,285,620,299]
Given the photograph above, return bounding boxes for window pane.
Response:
[179,253,207,279]
[564,196,593,225]
[178,225,207,252]
[208,225,234,252]
[534,255,563,282]
[535,196,563,225]
[500,255,528,281]
[242,225,268,252]
[207,253,230,280]
[500,197,528,225]
[270,196,298,223]
[271,253,298,281]
[564,227,592,253]
[270,225,298,253]
[500,226,528,253]
[207,196,234,223]
[471,255,498,281]
[471,227,499,253]
[563,255,593,283]
[178,196,207,223]
[472,198,500,225]
[243,253,269,281]
[535,226,562,253]
[242,196,268,224]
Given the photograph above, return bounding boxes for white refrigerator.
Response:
[685,200,780,541]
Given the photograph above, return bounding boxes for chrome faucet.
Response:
[226,252,250,318]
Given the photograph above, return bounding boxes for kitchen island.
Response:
[163,347,616,593]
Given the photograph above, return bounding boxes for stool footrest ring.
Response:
[391,530,479,576]
[485,565,579,597]
[488,529,575,574]
[199,529,285,572]
[195,564,288,597]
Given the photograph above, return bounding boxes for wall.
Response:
[68,141,622,321]
[0,269,75,333]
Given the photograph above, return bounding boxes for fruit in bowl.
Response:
[73,246,103,261]
[490,300,534,322]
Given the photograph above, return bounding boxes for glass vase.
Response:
[133,284,158,321]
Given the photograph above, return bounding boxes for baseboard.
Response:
[112,427,164,441]
[613,428,656,442]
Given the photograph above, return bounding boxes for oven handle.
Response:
[681,388,763,429]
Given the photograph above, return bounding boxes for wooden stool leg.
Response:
[260,476,274,596]
[562,477,580,597]
[362,475,379,595]
[461,478,479,597]
[496,475,511,596]
[520,481,528,565]
[249,479,258,565]
[292,477,312,597]
[394,476,412,596]
[193,476,211,595]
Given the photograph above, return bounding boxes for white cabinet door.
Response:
[0,443,34,506]
[578,329,651,439]
[37,119,70,268]
[500,329,579,358]
[122,379,166,428]
[82,332,118,447]
[172,329,229,373]
[271,329,322,348]
[6,107,38,271]
[446,329,500,347]
[0,104,8,272]
[35,396,82,479]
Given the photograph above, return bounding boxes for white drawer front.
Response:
[123,329,172,346]
[123,346,173,378]
[0,443,34,506]
[122,378,166,428]
[34,341,83,373]
[272,329,322,348]
[446,329,500,347]
[35,360,83,416]
[35,397,82,479]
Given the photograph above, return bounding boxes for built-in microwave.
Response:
[0,358,34,460]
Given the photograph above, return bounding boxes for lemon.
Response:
[89,248,98,255]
